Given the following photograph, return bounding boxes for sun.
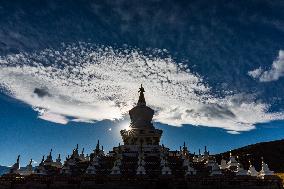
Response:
[123,124,131,131]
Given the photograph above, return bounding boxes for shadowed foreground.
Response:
[0,175,282,189]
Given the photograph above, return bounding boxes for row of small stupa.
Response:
[9,142,274,179]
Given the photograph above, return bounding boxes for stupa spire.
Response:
[17,155,20,164]
[96,140,100,150]
[137,84,146,106]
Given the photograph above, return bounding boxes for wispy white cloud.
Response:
[248,50,284,82]
[226,130,240,135]
[37,109,69,125]
[0,43,283,133]
[33,107,69,125]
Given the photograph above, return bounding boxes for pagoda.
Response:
[120,84,162,149]
[118,84,163,156]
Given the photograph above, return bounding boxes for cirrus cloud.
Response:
[0,43,283,133]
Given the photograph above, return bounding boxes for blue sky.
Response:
[0,0,284,166]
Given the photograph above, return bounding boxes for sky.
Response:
[0,0,284,166]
